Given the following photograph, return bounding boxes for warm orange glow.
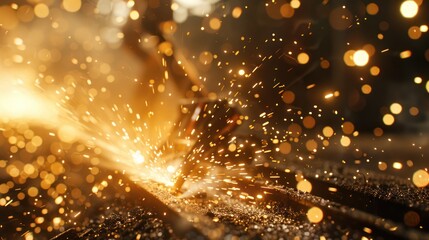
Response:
[383,114,395,126]
[297,52,310,64]
[400,0,419,18]
[297,180,312,193]
[340,136,351,147]
[62,0,82,13]
[413,170,429,187]
[307,207,324,223]
[390,103,403,114]
[353,50,369,66]
[366,3,379,15]
[361,84,372,94]
[282,91,295,104]
[209,18,222,30]
[322,126,334,137]
[34,3,49,18]
[0,83,58,123]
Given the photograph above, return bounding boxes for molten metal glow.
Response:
[0,82,57,123]
[132,150,145,164]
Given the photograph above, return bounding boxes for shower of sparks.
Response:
[0,0,428,238]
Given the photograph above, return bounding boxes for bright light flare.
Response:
[58,125,78,143]
[62,0,82,13]
[413,170,429,188]
[353,50,369,67]
[383,114,395,126]
[390,103,403,114]
[167,165,176,173]
[307,207,324,223]
[0,82,58,123]
[131,150,145,164]
[400,0,419,19]
[297,52,310,64]
[297,180,312,193]
[393,162,403,170]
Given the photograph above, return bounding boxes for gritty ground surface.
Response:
[53,181,365,240]
[2,158,428,240]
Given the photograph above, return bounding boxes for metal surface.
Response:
[47,156,429,240]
